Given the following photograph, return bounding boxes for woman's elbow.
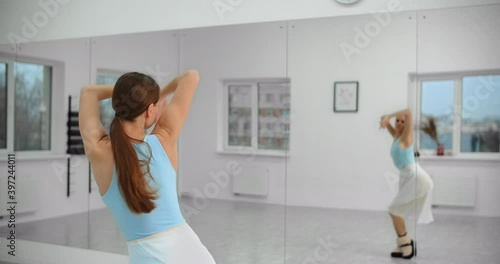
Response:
[80,86,90,96]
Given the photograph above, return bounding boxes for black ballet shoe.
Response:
[391,251,403,258]
[391,240,415,259]
[401,240,415,259]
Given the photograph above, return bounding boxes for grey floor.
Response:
[1,197,499,264]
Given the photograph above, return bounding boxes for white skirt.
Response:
[389,163,434,224]
[127,222,216,264]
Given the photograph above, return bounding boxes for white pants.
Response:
[127,222,216,264]
[389,163,434,224]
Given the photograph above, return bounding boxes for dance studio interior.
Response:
[1,0,499,263]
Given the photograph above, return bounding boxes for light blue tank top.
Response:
[390,137,415,169]
[101,134,185,241]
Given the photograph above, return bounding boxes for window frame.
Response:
[0,52,64,157]
[412,70,500,160]
[219,78,290,157]
[0,56,14,155]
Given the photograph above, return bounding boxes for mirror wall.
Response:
[174,22,288,264]
[0,37,92,262]
[1,2,499,264]
[284,9,419,263]
[414,3,500,263]
[85,21,289,263]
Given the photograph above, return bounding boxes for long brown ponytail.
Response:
[109,72,160,214]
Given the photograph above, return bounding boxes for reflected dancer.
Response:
[380,108,434,260]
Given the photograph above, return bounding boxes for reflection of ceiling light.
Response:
[336,0,361,4]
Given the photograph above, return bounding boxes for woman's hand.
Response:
[155,97,168,123]
[380,115,390,129]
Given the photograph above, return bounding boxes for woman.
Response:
[380,108,434,260]
[79,71,216,263]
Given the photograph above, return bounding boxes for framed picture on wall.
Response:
[334,81,359,112]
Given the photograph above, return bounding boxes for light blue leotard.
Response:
[101,134,185,241]
[390,137,415,169]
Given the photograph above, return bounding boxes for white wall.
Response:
[285,11,417,212]
[2,0,500,45]
[179,4,500,217]
[178,10,418,209]
[178,22,288,205]
[417,5,500,72]
[0,43,15,53]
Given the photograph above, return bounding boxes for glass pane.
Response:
[96,73,120,134]
[0,38,92,263]
[14,62,52,151]
[461,75,500,153]
[0,63,6,149]
[417,4,500,264]
[228,85,252,147]
[420,80,454,151]
[176,23,287,264]
[286,11,419,263]
[258,83,290,150]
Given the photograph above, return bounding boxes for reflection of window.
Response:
[418,73,500,154]
[462,75,500,153]
[420,80,454,151]
[96,71,122,134]
[227,85,252,147]
[15,62,52,151]
[0,56,62,155]
[0,63,6,149]
[224,79,290,153]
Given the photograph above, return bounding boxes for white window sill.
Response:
[419,154,500,162]
[216,149,289,158]
[0,153,72,162]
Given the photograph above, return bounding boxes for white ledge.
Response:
[0,154,72,162]
[216,149,289,158]
[419,154,500,162]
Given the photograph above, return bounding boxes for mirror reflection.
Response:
[284,10,422,263]
[0,38,92,255]
[83,22,288,264]
[1,3,499,264]
[414,4,500,264]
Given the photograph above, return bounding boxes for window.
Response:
[258,83,290,151]
[228,85,252,147]
[14,62,52,151]
[420,80,454,151]
[96,71,122,134]
[223,79,290,154]
[417,72,500,155]
[461,75,500,153]
[0,54,62,155]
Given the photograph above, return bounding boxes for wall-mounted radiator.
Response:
[232,166,269,196]
[432,174,476,207]
[0,176,40,217]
